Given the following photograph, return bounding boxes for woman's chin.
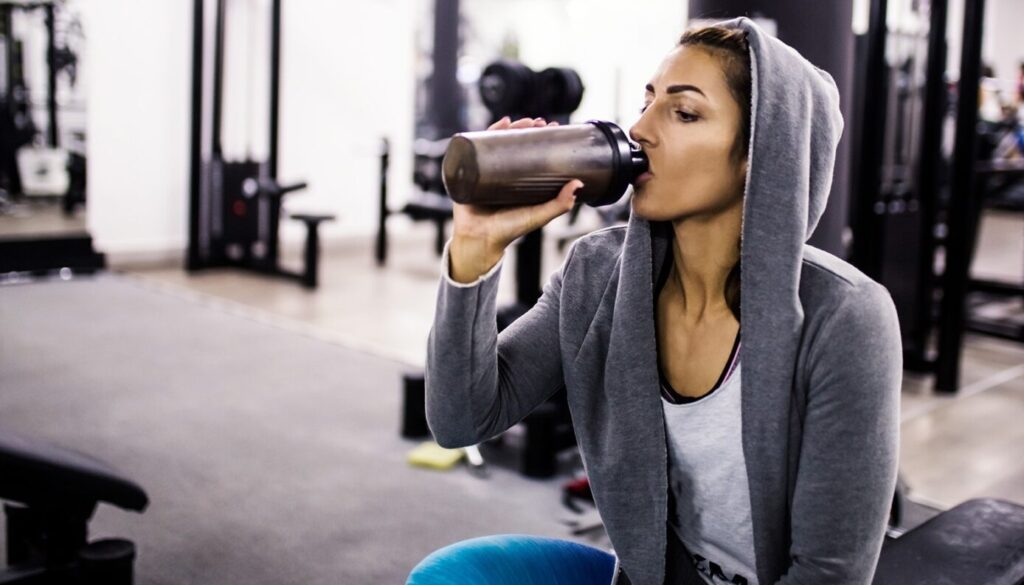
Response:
[631,192,676,222]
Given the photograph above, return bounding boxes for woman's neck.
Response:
[668,198,742,323]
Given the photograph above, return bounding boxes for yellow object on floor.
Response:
[407,441,466,470]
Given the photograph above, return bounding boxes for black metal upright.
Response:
[849,0,889,278]
[376,138,389,266]
[430,0,461,139]
[268,0,281,178]
[266,0,283,270]
[1,5,13,104]
[187,0,206,270]
[907,0,949,364]
[1,6,10,96]
[936,0,986,393]
[211,0,227,158]
[43,3,57,148]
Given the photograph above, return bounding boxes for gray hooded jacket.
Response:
[426,17,902,585]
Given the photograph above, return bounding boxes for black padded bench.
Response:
[874,498,1024,584]
[0,431,148,585]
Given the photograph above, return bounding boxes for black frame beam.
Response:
[850,0,889,278]
[265,0,283,270]
[429,0,461,139]
[43,3,57,148]
[906,0,948,364]
[187,0,205,270]
[935,0,987,393]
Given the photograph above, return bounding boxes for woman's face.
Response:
[629,46,748,222]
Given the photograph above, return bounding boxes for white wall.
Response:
[983,0,1024,97]
[84,1,193,256]
[84,0,416,259]
[945,0,1023,91]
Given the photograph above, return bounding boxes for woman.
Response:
[411,17,901,585]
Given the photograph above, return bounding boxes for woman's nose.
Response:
[629,117,651,147]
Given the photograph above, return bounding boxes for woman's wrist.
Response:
[449,234,505,284]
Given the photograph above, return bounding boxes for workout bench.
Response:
[0,431,148,585]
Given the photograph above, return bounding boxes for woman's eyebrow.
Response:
[645,83,706,97]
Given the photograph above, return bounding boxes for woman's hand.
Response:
[449,116,584,284]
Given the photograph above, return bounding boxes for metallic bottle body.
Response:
[442,121,647,207]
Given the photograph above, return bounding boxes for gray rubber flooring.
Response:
[0,274,587,585]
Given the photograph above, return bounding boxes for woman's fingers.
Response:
[522,179,582,233]
[486,116,512,131]
[507,117,537,129]
[486,117,553,131]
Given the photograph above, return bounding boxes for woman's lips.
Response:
[634,172,654,187]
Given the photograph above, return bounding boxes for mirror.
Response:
[0,0,87,242]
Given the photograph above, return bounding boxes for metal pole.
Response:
[1,6,10,99]
[44,3,57,148]
[850,0,889,278]
[1,6,13,103]
[376,138,389,266]
[516,230,543,305]
[211,0,226,157]
[266,0,283,270]
[430,0,462,138]
[268,0,281,178]
[908,0,948,366]
[936,0,986,393]
[187,0,206,271]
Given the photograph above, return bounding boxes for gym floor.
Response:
[127,208,1024,510]
[0,198,87,238]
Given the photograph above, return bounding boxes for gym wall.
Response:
[83,0,418,263]
[80,0,690,264]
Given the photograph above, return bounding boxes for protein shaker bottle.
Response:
[441,120,648,207]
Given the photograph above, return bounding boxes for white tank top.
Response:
[662,364,759,585]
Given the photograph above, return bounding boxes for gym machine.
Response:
[187,0,333,289]
[375,137,455,266]
[0,430,149,585]
[0,0,83,213]
[847,0,1023,392]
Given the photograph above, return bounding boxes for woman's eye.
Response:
[676,110,698,122]
[639,104,651,114]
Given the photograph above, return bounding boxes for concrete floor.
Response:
[127,209,1024,510]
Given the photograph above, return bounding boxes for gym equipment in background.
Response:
[375,137,453,266]
[849,0,1022,392]
[376,60,589,268]
[478,61,584,126]
[187,0,334,289]
[0,430,149,585]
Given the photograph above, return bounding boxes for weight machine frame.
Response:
[187,0,333,288]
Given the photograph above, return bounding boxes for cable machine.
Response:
[187,0,333,288]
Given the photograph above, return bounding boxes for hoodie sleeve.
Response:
[778,281,902,584]
[424,241,570,449]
